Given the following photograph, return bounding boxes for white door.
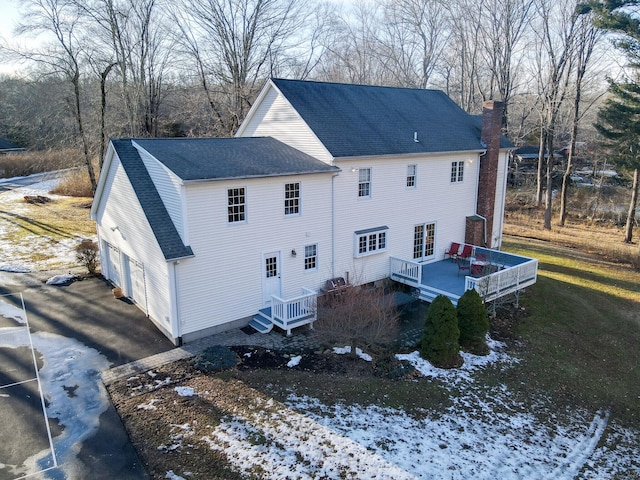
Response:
[107,243,122,287]
[130,259,147,312]
[262,251,282,306]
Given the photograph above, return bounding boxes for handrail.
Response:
[272,289,317,326]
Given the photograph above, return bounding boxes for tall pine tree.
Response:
[595,80,640,243]
[585,0,640,243]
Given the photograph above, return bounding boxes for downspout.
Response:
[474,214,488,247]
[171,260,183,346]
[475,151,487,247]
[496,151,510,250]
[331,173,338,278]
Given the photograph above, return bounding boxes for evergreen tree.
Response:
[420,295,461,368]
[584,0,640,243]
[595,79,640,243]
[456,289,489,355]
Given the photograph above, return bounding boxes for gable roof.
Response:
[133,136,340,181]
[0,138,24,152]
[270,78,512,158]
[111,139,194,261]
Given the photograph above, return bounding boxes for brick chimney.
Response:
[476,100,504,248]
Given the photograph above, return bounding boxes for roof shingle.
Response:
[111,139,194,261]
[272,78,513,157]
[132,137,339,181]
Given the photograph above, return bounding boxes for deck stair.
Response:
[417,285,461,306]
[249,307,274,333]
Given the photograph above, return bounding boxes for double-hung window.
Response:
[227,187,246,223]
[407,164,417,188]
[354,226,388,257]
[358,168,371,197]
[284,182,300,215]
[451,161,464,183]
[304,244,317,270]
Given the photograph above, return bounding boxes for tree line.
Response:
[0,0,638,240]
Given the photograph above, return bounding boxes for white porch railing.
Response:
[465,258,538,302]
[389,257,422,285]
[271,288,317,336]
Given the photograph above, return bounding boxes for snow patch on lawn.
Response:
[286,355,302,367]
[174,386,195,397]
[0,179,95,273]
[396,337,516,383]
[333,346,373,361]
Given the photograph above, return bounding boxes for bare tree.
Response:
[379,0,449,88]
[16,0,98,192]
[532,0,577,230]
[174,0,308,134]
[477,0,534,125]
[316,285,400,358]
[559,8,603,226]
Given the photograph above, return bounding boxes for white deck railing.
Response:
[465,258,538,302]
[389,257,422,285]
[271,288,317,335]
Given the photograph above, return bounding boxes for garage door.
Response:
[107,243,122,287]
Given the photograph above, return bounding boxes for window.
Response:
[354,226,388,257]
[358,168,371,197]
[284,182,300,215]
[451,161,464,182]
[227,187,246,223]
[304,244,317,270]
[413,222,436,260]
[407,164,416,188]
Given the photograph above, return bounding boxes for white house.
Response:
[91,78,524,345]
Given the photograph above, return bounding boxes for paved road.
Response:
[0,170,73,193]
[0,272,175,479]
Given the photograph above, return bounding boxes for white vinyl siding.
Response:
[238,86,333,164]
[135,143,186,241]
[176,173,334,336]
[332,153,479,284]
[93,155,173,335]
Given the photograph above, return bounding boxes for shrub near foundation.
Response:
[420,295,462,368]
[456,289,489,355]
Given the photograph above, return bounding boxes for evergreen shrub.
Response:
[420,295,462,368]
[456,289,490,355]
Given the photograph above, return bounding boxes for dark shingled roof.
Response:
[132,137,340,181]
[111,139,194,261]
[272,78,513,157]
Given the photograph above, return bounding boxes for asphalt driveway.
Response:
[0,272,175,479]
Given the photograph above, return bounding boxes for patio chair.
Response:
[475,252,487,262]
[458,244,473,260]
[444,242,461,261]
[456,257,470,276]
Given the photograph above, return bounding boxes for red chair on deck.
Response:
[458,244,473,261]
[444,242,461,261]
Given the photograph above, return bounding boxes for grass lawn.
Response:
[502,236,640,424]
[108,231,640,479]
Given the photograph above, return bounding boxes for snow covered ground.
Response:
[0,177,91,273]
[152,342,639,480]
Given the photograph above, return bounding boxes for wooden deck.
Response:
[390,246,538,306]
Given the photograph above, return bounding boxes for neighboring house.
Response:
[91,79,533,346]
[0,138,25,155]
